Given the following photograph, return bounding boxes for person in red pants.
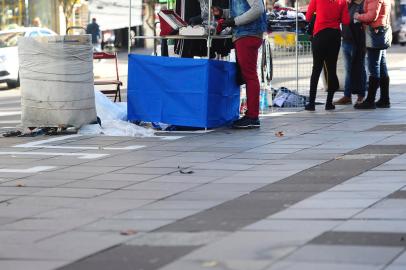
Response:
[222,0,267,129]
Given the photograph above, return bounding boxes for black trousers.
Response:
[309,28,341,103]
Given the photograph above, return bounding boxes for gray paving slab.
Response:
[283,245,403,265]
[0,230,56,244]
[0,260,67,270]
[99,190,178,200]
[334,220,406,233]
[78,218,173,232]
[355,208,406,219]
[269,208,363,220]
[85,173,160,182]
[183,231,320,261]
[127,231,230,247]
[388,191,406,199]
[139,200,221,210]
[391,251,406,265]
[0,178,75,188]
[124,181,200,192]
[115,167,181,175]
[60,179,136,189]
[1,217,97,232]
[243,220,343,232]
[265,261,382,270]
[310,231,406,247]
[30,187,112,198]
[366,125,406,132]
[160,259,272,270]
[57,245,195,270]
[0,186,45,196]
[112,209,198,220]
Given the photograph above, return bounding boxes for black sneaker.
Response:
[232,116,260,129]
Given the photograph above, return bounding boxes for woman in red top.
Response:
[354,0,391,109]
[305,0,350,111]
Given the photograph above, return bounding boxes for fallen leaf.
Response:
[120,229,137,236]
[16,182,26,187]
[275,131,285,137]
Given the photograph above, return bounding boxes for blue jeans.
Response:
[342,41,367,97]
[367,48,388,78]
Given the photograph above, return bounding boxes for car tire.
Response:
[401,42,406,47]
[7,77,20,89]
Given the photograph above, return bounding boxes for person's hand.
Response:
[222,18,236,28]
[354,12,360,20]
[189,16,203,26]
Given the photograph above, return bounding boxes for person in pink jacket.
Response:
[354,0,391,109]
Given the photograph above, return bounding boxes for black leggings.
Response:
[309,28,341,104]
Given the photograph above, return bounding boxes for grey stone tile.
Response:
[284,245,403,265]
[384,266,406,270]
[112,209,197,220]
[68,198,153,213]
[151,175,219,183]
[166,190,247,201]
[139,200,221,210]
[78,218,173,232]
[366,125,406,131]
[0,230,55,244]
[243,220,342,232]
[2,217,97,232]
[265,261,382,270]
[124,181,199,192]
[189,183,267,193]
[60,180,135,189]
[85,173,160,182]
[57,245,195,270]
[310,231,406,247]
[269,208,363,220]
[127,231,230,246]
[26,171,100,180]
[31,187,112,198]
[333,220,406,233]
[214,175,286,184]
[290,198,379,209]
[391,251,406,264]
[0,186,44,196]
[0,260,67,270]
[55,166,122,174]
[114,167,180,175]
[100,190,177,200]
[161,259,272,270]
[183,231,319,261]
[1,178,75,188]
[0,204,55,219]
[355,208,406,219]
[370,199,406,209]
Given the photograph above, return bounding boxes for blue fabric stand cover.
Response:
[127,54,240,128]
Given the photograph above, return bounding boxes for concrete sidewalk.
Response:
[0,45,406,270]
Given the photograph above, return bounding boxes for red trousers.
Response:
[235,36,263,119]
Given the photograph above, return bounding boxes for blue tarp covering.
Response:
[127,54,240,128]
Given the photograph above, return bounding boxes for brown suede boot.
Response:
[333,96,352,105]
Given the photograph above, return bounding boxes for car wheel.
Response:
[401,42,406,47]
[7,77,20,89]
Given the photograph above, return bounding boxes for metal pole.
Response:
[295,0,299,93]
[128,0,132,54]
[207,0,213,58]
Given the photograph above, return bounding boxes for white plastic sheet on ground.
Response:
[79,90,154,137]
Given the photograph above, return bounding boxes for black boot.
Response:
[325,91,336,110]
[354,76,379,110]
[305,89,316,111]
[376,76,390,108]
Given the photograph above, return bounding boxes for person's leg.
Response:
[357,52,367,102]
[334,40,353,105]
[376,49,390,107]
[233,36,262,128]
[354,48,381,109]
[306,32,326,111]
[324,29,341,110]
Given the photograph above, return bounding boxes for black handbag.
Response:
[365,25,392,49]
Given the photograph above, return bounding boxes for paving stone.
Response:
[310,231,406,247]
[112,209,197,220]
[114,167,180,175]
[55,166,122,174]
[166,191,247,201]
[78,218,173,232]
[31,187,112,198]
[189,183,267,193]
[0,230,55,244]
[2,217,97,232]
[151,175,219,184]
[370,199,406,209]
[127,231,230,247]
[334,220,406,233]
[290,198,379,209]
[391,251,406,264]
[0,186,45,196]
[0,260,67,270]
[366,125,406,132]
[124,181,199,192]
[384,265,406,270]
[243,220,342,232]
[355,208,406,219]
[85,173,160,182]
[68,198,153,213]
[269,208,363,220]
[284,245,403,265]
[58,245,195,270]
[183,231,319,261]
[349,145,406,155]
[1,178,75,188]
[160,259,272,270]
[60,180,136,189]
[100,190,178,200]
[265,261,382,270]
[388,191,406,199]
[139,200,221,210]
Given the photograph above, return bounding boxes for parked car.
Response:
[0,27,56,89]
[399,23,406,46]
